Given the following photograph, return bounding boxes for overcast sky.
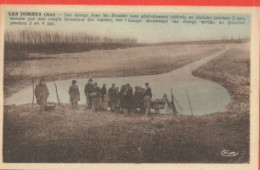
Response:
[5,12,251,43]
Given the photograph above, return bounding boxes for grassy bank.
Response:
[193,44,250,116]
[192,44,250,162]
[3,104,248,163]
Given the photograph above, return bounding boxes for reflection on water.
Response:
[5,49,230,115]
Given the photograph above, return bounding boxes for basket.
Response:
[44,103,56,111]
[151,99,165,109]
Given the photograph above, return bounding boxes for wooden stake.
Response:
[53,80,62,105]
[32,78,35,108]
[171,88,177,114]
[185,89,193,115]
[172,94,183,113]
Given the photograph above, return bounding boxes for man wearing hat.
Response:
[124,83,133,114]
[84,78,94,109]
[144,82,152,116]
[69,80,80,110]
[108,83,117,112]
[35,77,49,113]
[119,84,127,112]
[100,84,108,111]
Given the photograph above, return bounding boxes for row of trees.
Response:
[5,30,138,46]
[4,30,138,61]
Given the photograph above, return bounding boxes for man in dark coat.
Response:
[119,84,126,112]
[133,86,144,113]
[115,87,120,112]
[84,78,94,109]
[144,82,152,116]
[100,84,108,110]
[69,80,80,110]
[35,77,49,113]
[123,83,133,114]
[108,83,117,112]
[92,82,101,111]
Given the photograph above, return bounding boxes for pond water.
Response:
[5,48,230,115]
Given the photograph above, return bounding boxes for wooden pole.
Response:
[171,88,177,114]
[53,80,61,105]
[172,94,183,113]
[32,78,35,108]
[185,89,193,115]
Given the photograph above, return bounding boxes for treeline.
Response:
[5,31,137,45]
[4,31,138,61]
[140,38,250,47]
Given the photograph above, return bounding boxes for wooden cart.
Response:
[151,99,166,113]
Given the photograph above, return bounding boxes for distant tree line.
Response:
[5,31,137,45]
[4,30,138,61]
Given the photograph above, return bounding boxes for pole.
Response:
[32,78,35,108]
[172,94,183,113]
[171,88,177,114]
[185,89,193,115]
[53,80,61,105]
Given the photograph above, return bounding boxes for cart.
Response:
[151,99,166,114]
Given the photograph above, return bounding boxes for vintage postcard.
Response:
[0,5,259,170]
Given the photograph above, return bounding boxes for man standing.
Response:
[35,77,49,114]
[119,84,126,113]
[69,80,80,110]
[115,87,120,112]
[84,78,94,109]
[144,82,152,116]
[92,82,101,111]
[100,84,108,111]
[108,83,117,112]
[133,86,143,113]
[124,83,133,114]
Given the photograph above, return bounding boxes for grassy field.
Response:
[3,43,250,163]
[4,43,223,97]
[3,104,249,163]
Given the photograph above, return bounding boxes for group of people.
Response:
[35,77,153,116]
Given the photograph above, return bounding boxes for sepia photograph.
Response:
[0,5,259,170]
